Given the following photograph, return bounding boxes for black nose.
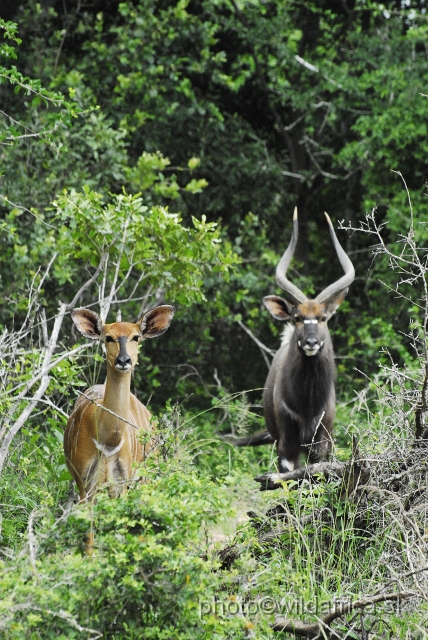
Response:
[115,335,132,369]
[115,354,131,368]
[305,338,318,348]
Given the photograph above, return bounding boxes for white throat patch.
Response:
[92,437,124,458]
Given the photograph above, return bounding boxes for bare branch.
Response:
[0,195,56,229]
[273,591,416,637]
[0,255,105,475]
[237,320,276,357]
[0,375,50,475]
[67,253,108,310]
[0,343,89,402]
[255,461,345,491]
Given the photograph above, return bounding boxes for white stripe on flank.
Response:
[92,437,125,458]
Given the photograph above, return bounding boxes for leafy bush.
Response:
[0,455,249,639]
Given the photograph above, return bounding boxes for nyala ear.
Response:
[71,308,103,340]
[139,305,175,339]
[263,295,293,321]
[324,288,348,319]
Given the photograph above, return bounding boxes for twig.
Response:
[0,343,90,401]
[237,319,274,369]
[68,253,107,310]
[362,484,427,547]
[52,0,82,76]
[76,391,145,431]
[0,195,56,229]
[258,512,319,543]
[100,219,129,321]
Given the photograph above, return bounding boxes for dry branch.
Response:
[0,375,50,475]
[236,319,275,370]
[3,604,102,638]
[384,461,428,486]
[255,440,370,493]
[338,435,371,498]
[255,462,344,491]
[273,591,416,637]
[258,512,316,544]
[0,256,107,476]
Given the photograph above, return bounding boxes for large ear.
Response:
[263,295,293,321]
[323,288,348,319]
[139,305,175,339]
[71,308,103,340]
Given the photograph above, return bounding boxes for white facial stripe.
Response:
[303,319,318,324]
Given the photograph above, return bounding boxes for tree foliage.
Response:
[1,0,427,405]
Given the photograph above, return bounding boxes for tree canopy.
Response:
[2,1,428,406]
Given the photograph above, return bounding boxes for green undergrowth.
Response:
[0,421,70,548]
[1,391,427,638]
[0,462,242,639]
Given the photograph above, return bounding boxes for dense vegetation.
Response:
[1,1,428,637]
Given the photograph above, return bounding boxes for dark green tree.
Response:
[1,0,428,405]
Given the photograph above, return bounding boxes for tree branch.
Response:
[0,375,50,475]
[273,591,416,637]
[255,461,344,491]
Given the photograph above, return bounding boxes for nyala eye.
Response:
[132,335,140,342]
[321,316,327,323]
[294,316,302,323]
[105,335,114,343]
